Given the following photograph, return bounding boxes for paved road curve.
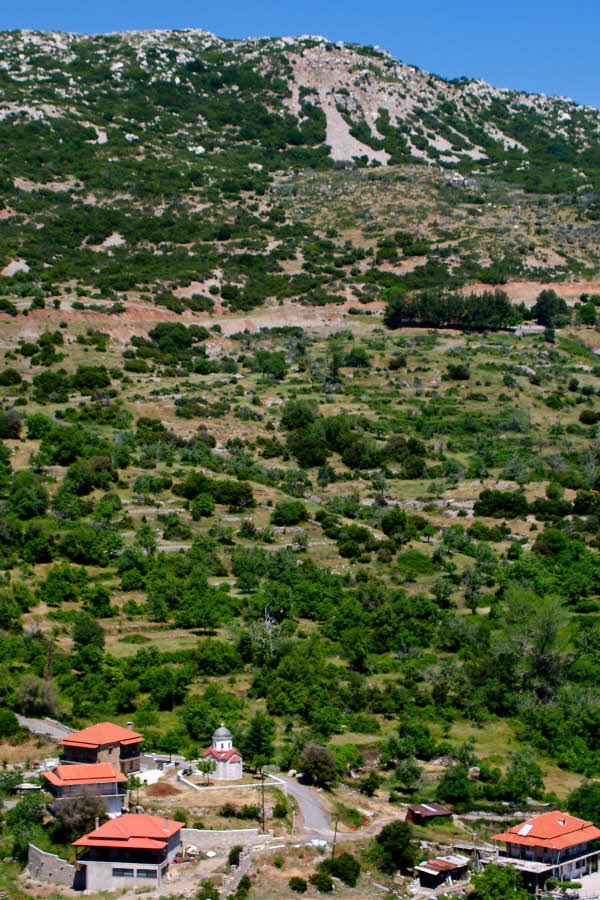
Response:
[272,774,333,838]
[16,715,73,742]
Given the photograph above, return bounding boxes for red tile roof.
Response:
[203,747,242,762]
[73,814,183,851]
[60,722,143,749]
[44,763,127,787]
[493,812,600,851]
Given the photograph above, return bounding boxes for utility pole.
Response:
[261,767,265,834]
[331,815,338,859]
[255,754,267,833]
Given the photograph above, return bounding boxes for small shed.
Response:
[416,853,470,888]
[406,802,452,826]
[16,782,43,795]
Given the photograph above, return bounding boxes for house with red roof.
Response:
[72,813,184,892]
[202,724,243,780]
[60,722,143,774]
[492,811,600,888]
[43,763,127,818]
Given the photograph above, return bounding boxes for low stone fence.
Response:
[177,771,287,794]
[222,848,253,897]
[26,844,76,888]
[180,827,272,854]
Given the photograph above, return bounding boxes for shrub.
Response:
[309,872,334,893]
[289,876,308,893]
[26,412,52,438]
[389,353,407,370]
[228,844,243,867]
[0,409,22,439]
[300,744,336,787]
[270,500,308,526]
[0,368,22,386]
[358,772,381,797]
[321,851,361,887]
[344,346,371,368]
[123,358,149,373]
[579,409,600,425]
[446,363,470,381]
[52,794,107,842]
[8,470,49,519]
[273,799,288,818]
[0,708,20,738]
[373,820,416,874]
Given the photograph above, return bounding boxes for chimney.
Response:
[95,817,100,830]
[164,816,169,831]
[126,722,133,730]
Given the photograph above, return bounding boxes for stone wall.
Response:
[222,849,253,897]
[26,844,76,888]
[180,827,271,854]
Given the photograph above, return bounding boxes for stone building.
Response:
[60,722,143,774]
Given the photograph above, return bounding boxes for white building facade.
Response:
[202,725,243,781]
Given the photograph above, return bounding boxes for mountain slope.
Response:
[0,29,599,310]
[2,29,600,180]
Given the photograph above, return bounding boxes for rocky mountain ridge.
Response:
[1,28,599,177]
[1,28,599,310]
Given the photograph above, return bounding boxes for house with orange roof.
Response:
[60,722,143,774]
[72,813,184,892]
[43,763,127,818]
[492,811,600,888]
[202,724,243,780]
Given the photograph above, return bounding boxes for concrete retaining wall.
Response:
[26,844,76,888]
[180,827,271,854]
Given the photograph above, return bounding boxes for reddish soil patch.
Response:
[464,280,600,307]
[148,782,180,796]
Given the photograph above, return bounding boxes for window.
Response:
[136,869,157,879]
[112,868,134,877]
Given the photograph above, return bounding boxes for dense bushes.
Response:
[474,489,529,518]
[384,288,517,331]
[174,471,254,510]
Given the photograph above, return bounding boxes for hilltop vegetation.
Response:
[0,28,599,313]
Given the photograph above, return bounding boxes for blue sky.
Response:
[1,0,598,108]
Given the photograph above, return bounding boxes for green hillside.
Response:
[1,28,600,898]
